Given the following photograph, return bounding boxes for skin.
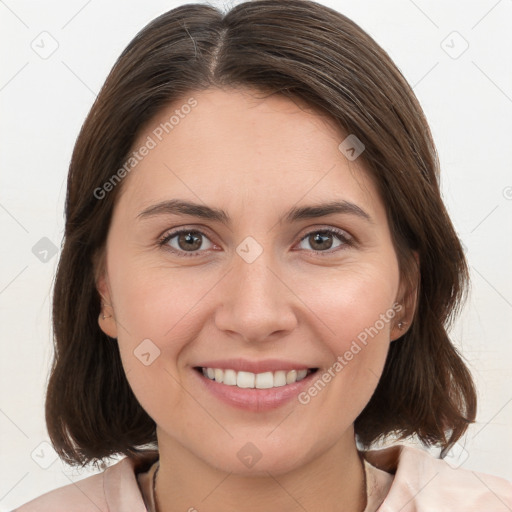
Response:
[96,87,417,512]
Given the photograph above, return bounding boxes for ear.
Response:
[390,250,419,342]
[94,249,118,339]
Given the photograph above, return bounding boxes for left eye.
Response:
[158,228,352,257]
[297,228,352,253]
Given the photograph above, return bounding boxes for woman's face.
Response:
[97,87,409,475]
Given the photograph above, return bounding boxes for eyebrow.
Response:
[136,199,373,225]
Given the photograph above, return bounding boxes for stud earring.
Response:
[101,302,113,320]
[397,321,406,330]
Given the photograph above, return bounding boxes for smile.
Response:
[198,367,318,389]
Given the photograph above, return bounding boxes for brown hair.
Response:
[47,0,476,467]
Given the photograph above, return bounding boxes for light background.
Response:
[1,0,511,508]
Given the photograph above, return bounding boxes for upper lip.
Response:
[195,358,318,374]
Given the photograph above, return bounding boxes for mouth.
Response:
[194,366,319,389]
[192,364,320,412]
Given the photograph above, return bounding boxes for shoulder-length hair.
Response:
[47,0,476,467]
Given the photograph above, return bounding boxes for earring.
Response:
[101,302,112,320]
[398,321,406,330]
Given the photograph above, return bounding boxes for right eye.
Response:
[158,229,216,257]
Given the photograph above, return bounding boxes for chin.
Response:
[195,436,314,476]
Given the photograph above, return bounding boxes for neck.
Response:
[154,429,367,512]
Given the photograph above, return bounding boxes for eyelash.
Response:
[157,226,354,258]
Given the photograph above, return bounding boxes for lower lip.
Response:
[193,368,318,412]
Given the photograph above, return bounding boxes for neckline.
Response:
[142,452,391,512]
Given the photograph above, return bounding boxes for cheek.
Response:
[295,261,399,409]
[304,259,399,347]
[110,271,192,426]
[108,248,212,346]
[106,253,219,415]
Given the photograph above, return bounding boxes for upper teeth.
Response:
[201,368,309,389]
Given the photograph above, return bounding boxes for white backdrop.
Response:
[1,0,511,508]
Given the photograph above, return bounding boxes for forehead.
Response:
[114,87,381,220]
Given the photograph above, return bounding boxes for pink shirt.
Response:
[13,444,512,511]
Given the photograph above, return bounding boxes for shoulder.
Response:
[363,443,512,512]
[13,453,158,512]
[13,467,109,512]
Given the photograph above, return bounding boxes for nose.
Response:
[214,247,298,344]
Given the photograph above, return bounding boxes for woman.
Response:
[14,0,512,510]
